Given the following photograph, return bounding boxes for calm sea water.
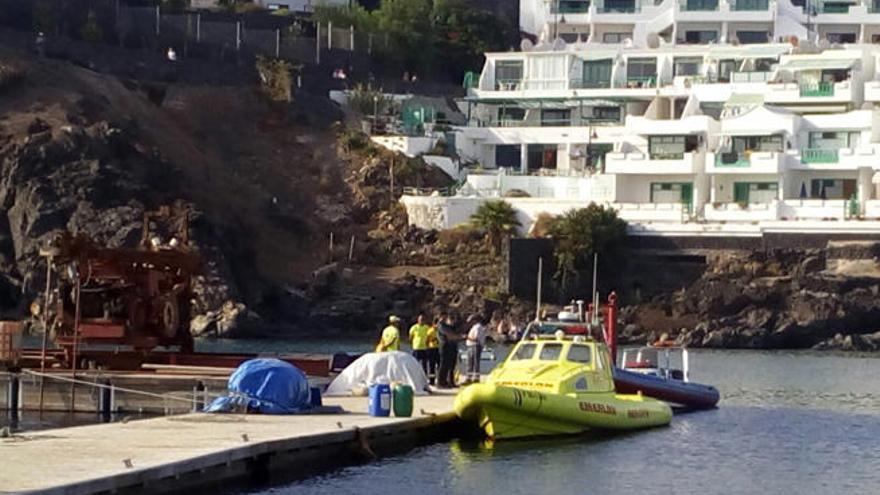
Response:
[238,346,880,495]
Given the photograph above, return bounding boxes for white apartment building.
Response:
[520,0,880,48]
[399,41,880,236]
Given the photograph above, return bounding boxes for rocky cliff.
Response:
[621,246,880,350]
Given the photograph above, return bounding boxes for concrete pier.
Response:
[0,394,459,494]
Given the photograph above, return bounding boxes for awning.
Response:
[780,58,858,71]
[708,44,792,60]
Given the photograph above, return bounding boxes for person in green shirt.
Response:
[376,315,401,352]
[409,314,431,375]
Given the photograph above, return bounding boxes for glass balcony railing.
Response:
[819,3,851,12]
[681,0,719,10]
[551,1,591,12]
[801,148,840,163]
[596,3,640,12]
[650,152,686,160]
[570,79,613,89]
[731,0,769,9]
[715,152,751,167]
[799,82,835,97]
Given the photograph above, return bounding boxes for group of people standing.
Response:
[375,312,489,388]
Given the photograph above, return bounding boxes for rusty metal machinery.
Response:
[42,206,200,363]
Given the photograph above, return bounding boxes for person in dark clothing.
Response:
[436,312,461,388]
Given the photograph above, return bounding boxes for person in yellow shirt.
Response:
[376,315,401,352]
[409,314,431,375]
[426,316,441,385]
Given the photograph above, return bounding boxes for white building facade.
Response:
[399,41,880,236]
[520,0,880,48]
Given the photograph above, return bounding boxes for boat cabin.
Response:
[620,346,690,382]
[488,336,615,395]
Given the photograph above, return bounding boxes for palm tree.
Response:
[470,200,521,253]
[548,203,627,296]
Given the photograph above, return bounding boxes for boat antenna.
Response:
[535,257,543,324]
[591,252,599,328]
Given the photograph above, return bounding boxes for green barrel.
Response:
[392,384,414,417]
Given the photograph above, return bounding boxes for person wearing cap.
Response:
[408,314,431,374]
[376,315,401,352]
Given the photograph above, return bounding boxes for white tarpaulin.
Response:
[324,352,429,396]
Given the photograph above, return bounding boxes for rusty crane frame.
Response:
[40,206,200,369]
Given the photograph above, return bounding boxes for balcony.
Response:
[707,151,786,174]
[778,199,849,220]
[604,151,700,174]
[612,202,689,222]
[799,82,835,97]
[731,71,773,83]
[705,201,780,222]
[792,145,880,170]
[731,0,768,9]
[569,79,612,89]
[801,148,839,164]
[714,151,750,168]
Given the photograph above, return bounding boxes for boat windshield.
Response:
[511,343,537,361]
[539,343,564,361]
[567,344,591,364]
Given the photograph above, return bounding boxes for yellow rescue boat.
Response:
[454,335,672,440]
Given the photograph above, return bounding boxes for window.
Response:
[567,345,592,364]
[495,145,521,169]
[651,182,693,203]
[497,107,525,125]
[872,34,880,44]
[541,109,571,126]
[627,58,657,83]
[827,32,856,43]
[527,144,558,170]
[717,59,738,82]
[583,59,612,88]
[591,106,622,122]
[674,57,703,77]
[684,30,718,44]
[732,135,783,153]
[734,182,778,203]
[495,61,523,89]
[539,343,564,361]
[602,32,631,43]
[754,58,776,72]
[810,179,856,199]
[602,0,636,11]
[511,343,537,361]
[684,0,718,10]
[736,31,770,44]
[554,0,591,12]
[809,131,860,149]
[649,135,698,159]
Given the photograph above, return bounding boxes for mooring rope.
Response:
[21,369,221,405]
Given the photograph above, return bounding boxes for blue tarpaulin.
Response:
[205,358,312,414]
